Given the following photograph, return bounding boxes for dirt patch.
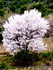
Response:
[44,37,53,52]
[0,44,5,52]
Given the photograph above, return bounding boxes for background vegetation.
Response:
[0,0,53,17]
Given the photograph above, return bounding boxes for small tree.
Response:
[2,9,49,55]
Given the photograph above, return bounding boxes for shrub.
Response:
[13,51,53,66]
[0,1,4,9]
[33,53,42,61]
[41,52,53,61]
[30,4,37,9]
[20,5,27,14]
[42,10,48,17]
[13,50,34,66]
[4,7,11,14]
[47,9,53,14]
[48,3,53,9]
[0,9,5,16]
[10,5,16,13]
[0,27,2,32]
[0,27,4,32]
[0,62,9,70]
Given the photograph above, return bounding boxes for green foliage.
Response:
[0,27,2,32]
[30,3,37,9]
[33,53,41,61]
[36,2,46,12]
[0,1,4,9]
[8,3,16,13]
[48,3,53,9]
[42,11,48,17]
[0,27,4,32]
[0,51,53,67]
[39,0,53,7]
[31,2,46,11]
[0,62,9,70]
[13,50,34,66]
[19,5,27,14]
[0,0,53,16]
[4,7,11,14]
[13,51,53,66]
[41,52,53,61]
[0,9,5,16]
[47,9,53,14]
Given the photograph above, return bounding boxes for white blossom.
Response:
[2,9,49,55]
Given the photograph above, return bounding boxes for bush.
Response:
[48,3,53,9]
[4,7,11,14]
[13,50,34,66]
[47,9,53,14]
[33,53,42,61]
[30,4,37,9]
[0,62,9,70]
[19,5,27,14]
[13,51,44,66]
[13,51,53,66]
[0,9,5,16]
[0,27,4,32]
[0,27,2,32]
[0,1,4,9]
[41,52,53,61]
[42,10,48,17]
[31,2,46,11]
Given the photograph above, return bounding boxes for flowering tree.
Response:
[2,9,49,55]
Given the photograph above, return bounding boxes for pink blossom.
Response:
[2,9,49,55]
